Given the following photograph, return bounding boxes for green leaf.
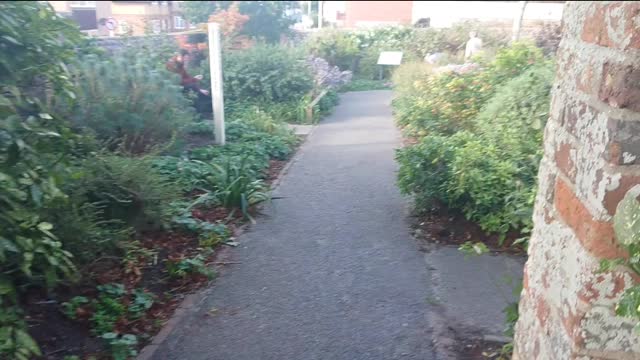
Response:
[2,35,22,45]
[15,329,41,356]
[616,285,640,318]
[0,276,16,297]
[613,190,640,248]
[37,222,53,231]
[30,185,43,207]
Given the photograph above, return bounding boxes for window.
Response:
[69,1,96,8]
[174,15,186,30]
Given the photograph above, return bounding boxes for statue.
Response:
[464,31,483,60]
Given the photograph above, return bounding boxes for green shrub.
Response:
[307,30,360,71]
[223,45,313,105]
[44,199,131,265]
[396,60,554,238]
[0,2,82,326]
[70,155,180,230]
[393,43,543,137]
[391,62,434,97]
[63,54,196,154]
[408,21,509,59]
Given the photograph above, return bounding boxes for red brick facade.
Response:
[343,1,413,28]
[514,2,640,359]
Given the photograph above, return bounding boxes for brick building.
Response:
[343,1,413,28]
[48,1,192,36]
[514,1,640,359]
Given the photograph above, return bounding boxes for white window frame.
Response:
[174,15,186,30]
[69,1,96,8]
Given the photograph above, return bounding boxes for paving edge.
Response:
[137,124,317,360]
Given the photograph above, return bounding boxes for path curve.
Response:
[152,91,436,360]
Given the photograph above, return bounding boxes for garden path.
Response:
[150,91,436,359]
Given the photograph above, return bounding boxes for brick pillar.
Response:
[514,2,640,359]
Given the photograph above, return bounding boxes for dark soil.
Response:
[411,204,526,255]
[26,145,299,360]
[27,226,228,360]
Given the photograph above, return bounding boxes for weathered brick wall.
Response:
[514,2,640,359]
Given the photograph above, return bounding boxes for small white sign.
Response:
[377,51,403,66]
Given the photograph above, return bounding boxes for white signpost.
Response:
[376,51,403,80]
[208,22,225,145]
[377,51,404,66]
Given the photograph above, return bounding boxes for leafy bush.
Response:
[166,254,214,279]
[393,43,543,137]
[206,158,270,216]
[63,54,196,154]
[396,59,554,238]
[408,22,509,59]
[600,190,640,331]
[307,30,360,71]
[391,62,434,95]
[223,44,313,105]
[340,79,390,92]
[70,155,180,230]
[0,3,89,358]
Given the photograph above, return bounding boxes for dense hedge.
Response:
[394,44,554,239]
[307,23,510,80]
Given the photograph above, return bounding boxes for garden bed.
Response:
[25,150,298,360]
[411,205,525,255]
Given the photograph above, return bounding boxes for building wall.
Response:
[412,1,564,28]
[514,2,640,359]
[49,1,71,14]
[343,1,412,28]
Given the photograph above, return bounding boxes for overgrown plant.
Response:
[62,54,196,154]
[600,189,640,331]
[396,47,551,239]
[0,3,82,357]
[166,254,215,279]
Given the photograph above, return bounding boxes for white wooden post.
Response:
[318,1,323,29]
[208,22,225,145]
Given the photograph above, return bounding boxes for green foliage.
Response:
[101,333,138,360]
[166,254,215,279]
[223,44,313,105]
[0,305,41,360]
[92,297,126,335]
[205,158,270,218]
[602,191,640,331]
[70,155,180,230]
[45,199,131,265]
[0,0,81,302]
[396,46,552,238]
[308,24,508,77]
[307,30,360,71]
[0,3,86,357]
[391,62,434,95]
[62,54,195,154]
[407,22,509,59]
[458,242,490,257]
[394,44,543,137]
[181,1,296,43]
[236,1,297,43]
[128,289,154,318]
[62,296,90,320]
[340,79,390,92]
[172,211,231,248]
